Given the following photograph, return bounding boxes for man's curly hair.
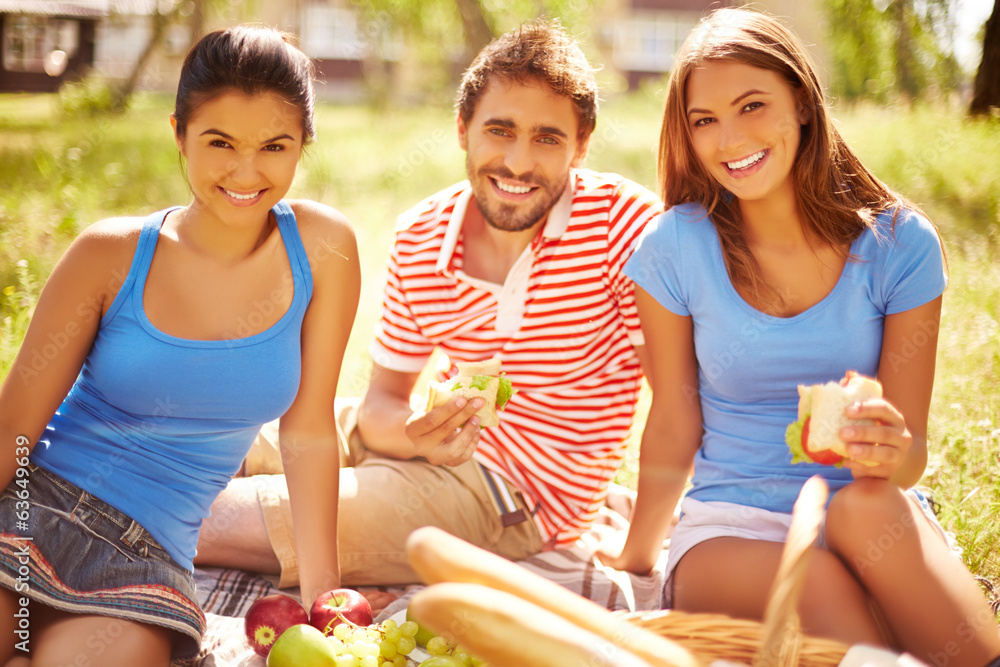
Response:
[455,19,598,140]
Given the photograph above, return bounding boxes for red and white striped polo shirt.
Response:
[371,169,663,547]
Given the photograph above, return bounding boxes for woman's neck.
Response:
[171,206,277,265]
[738,185,807,250]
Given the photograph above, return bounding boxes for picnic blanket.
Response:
[183,491,672,666]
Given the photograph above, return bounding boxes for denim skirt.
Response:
[0,462,204,660]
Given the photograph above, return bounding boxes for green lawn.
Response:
[1,91,997,604]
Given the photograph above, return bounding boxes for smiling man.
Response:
[196,19,664,587]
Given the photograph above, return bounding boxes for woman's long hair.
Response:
[659,8,919,313]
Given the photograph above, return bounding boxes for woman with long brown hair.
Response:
[601,8,1000,665]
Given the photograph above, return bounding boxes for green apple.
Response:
[405,604,436,647]
[266,623,338,667]
[417,657,465,667]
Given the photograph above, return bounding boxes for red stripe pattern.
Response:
[372,170,663,547]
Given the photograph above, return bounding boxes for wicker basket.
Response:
[623,476,851,667]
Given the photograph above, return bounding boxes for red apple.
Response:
[244,593,310,657]
[309,588,373,633]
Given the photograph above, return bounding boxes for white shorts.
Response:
[662,487,957,608]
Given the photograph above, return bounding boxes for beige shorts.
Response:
[246,399,543,587]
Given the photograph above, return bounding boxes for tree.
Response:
[970,0,1000,116]
[349,0,601,104]
[823,0,962,102]
[110,2,182,112]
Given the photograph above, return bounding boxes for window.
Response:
[93,17,150,78]
[613,11,699,72]
[301,5,364,60]
[3,16,79,73]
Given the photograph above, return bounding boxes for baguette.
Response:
[405,526,700,667]
[409,582,659,667]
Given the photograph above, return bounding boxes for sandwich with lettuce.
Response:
[426,358,514,428]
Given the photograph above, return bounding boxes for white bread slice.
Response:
[426,374,501,427]
[454,359,501,376]
[798,374,882,457]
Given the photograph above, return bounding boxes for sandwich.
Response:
[785,371,882,466]
[426,358,514,428]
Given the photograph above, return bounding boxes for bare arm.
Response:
[843,296,941,487]
[598,287,703,575]
[0,221,137,491]
[279,203,360,607]
[357,364,485,466]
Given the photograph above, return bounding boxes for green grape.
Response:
[336,655,361,667]
[350,642,370,659]
[382,619,398,633]
[426,636,451,657]
[334,623,353,641]
[452,648,474,666]
[350,628,369,645]
[392,655,407,667]
[327,635,347,655]
[379,639,397,659]
[396,636,416,656]
[398,620,419,638]
[384,624,402,643]
[360,656,379,667]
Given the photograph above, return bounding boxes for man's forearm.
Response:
[356,390,420,459]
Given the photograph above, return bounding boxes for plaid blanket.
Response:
[184,502,671,666]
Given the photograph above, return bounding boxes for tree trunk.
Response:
[970,0,1000,116]
[454,0,494,62]
[111,6,175,112]
[188,0,206,43]
[893,0,918,101]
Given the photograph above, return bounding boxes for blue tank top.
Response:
[32,201,312,570]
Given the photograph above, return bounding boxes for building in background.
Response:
[602,0,726,90]
[1,0,828,98]
[0,0,188,94]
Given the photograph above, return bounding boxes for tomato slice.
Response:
[801,416,845,465]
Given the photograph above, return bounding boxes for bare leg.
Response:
[195,476,281,574]
[826,479,1000,667]
[673,536,887,645]
[30,610,171,667]
[1,588,28,665]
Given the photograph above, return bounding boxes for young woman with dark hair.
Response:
[0,25,359,664]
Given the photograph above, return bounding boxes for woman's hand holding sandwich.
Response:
[839,398,912,480]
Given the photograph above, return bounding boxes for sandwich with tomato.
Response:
[426,358,514,428]
[785,371,882,466]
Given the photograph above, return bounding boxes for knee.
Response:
[826,478,915,555]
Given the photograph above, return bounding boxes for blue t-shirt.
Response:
[32,201,312,570]
[624,203,946,513]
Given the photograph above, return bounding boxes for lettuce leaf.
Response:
[785,416,812,465]
[496,377,514,410]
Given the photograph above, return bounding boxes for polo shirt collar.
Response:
[436,171,577,274]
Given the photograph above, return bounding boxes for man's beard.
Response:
[467,157,568,233]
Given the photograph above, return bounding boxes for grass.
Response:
[1,90,997,599]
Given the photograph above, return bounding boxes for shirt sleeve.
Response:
[369,237,436,373]
[878,209,948,315]
[624,207,690,316]
[606,179,665,346]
